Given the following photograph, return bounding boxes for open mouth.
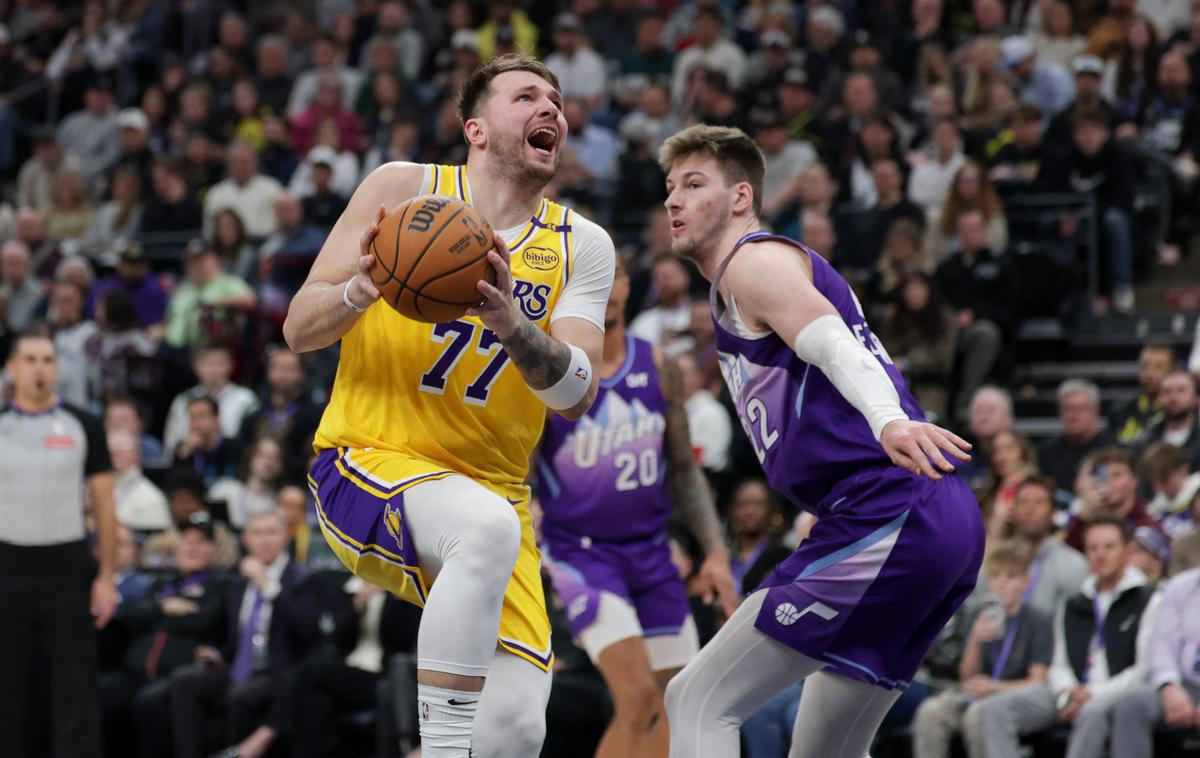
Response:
[527,126,558,156]
[670,218,686,232]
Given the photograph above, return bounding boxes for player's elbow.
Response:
[282,311,316,354]
[555,381,598,421]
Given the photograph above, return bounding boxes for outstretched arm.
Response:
[725,241,971,479]
[283,162,424,353]
[659,353,739,616]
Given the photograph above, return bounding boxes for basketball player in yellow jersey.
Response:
[283,55,615,757]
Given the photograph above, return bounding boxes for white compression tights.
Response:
[664,590,902,758]
[403,474,523,678]
[474,648,553,757]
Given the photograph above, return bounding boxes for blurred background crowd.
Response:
[2,0,1200,756]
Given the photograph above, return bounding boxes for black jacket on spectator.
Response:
[302,191,349,231]
[1134,416,1200,467]
[1045,100,1119,149]
[842,199,926,272]
[934,248,1017,332]
[119,570,228,682]
[237,400,324,484]
[142,194,204,236]
[255,74,295,119]
[174,438,240,488]
[219,561,325,674]
[1037,139,1136,211]
[1062,582,1154,683]
[1037,429,1118,495]
[1139,94,1200,158]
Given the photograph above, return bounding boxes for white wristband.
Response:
[531,343,592,410]
[343,275,367,313]
[792,314,908,441]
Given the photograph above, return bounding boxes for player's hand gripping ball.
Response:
[370,195,497,323]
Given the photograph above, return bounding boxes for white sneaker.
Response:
[1114,287,1136,313]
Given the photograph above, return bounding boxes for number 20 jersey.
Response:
[314,164,579,487]
[711,232,927,515]
[536,335,673,543]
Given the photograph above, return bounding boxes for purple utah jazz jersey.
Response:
[711,231,926,513]
[536,335,673,543]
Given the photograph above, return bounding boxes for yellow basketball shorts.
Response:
[307,447,553,671]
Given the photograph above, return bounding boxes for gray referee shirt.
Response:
[0,403,112,546]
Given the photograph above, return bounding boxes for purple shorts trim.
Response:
[754,469,984,689]
[543,532,690,640]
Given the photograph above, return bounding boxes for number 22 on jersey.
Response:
[419,320,510,406]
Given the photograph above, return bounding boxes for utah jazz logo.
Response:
[406,196,452,233]
[383,503,405,552]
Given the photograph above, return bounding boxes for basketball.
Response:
[370,195,496,323]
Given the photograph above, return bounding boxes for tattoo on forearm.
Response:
[661,357,726,553]
[503,318,572,390]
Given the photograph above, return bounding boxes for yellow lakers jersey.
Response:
[314,164,577,486]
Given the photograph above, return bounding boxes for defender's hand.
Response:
[881,420,971,480]
[696,551,740,618]
[468,232,523,340]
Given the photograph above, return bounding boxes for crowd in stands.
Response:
[2,0,1200,756]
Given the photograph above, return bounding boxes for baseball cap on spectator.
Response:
[555,12,582,32]
[761,29,791,49]
[1000,36,1035,68]
[781,67,810,89]
[118,108,149,132]
[451,29,479,52]
[1132,526,1170,567]
[115,238,145,261]
[308,145,337,167]
[851,29,877,49]
[1071,55,1104,77]
[750,105,787,134]
[809,6,845,36]
[184,237,214,259]
[178,510,216,541]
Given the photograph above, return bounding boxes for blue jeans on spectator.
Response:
[1102,206,1134,291]
[743,682,804,758]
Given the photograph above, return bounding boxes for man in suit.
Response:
[168,509,325,758]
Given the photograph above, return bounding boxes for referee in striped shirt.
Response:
[0,330,119,757]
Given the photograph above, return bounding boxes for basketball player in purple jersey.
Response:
[656,125,986,757]
[535,257,738,757]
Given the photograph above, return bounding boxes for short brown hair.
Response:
[1142,443,1189,484]
[1088,446,1136,473]
[659,124,766,215]
[1016,474,1057,502]
[456,54,561,125]
[985,539,1033,575]
[1083,513,1130,543]
[1012,102,1043,124]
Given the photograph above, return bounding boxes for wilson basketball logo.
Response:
[406,196,452,233]
[522,247,561,271]
[774,602,801,626]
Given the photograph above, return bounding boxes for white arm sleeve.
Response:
[550,212,616,331]
[792,314,909,441]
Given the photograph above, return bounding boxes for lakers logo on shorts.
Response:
[384,503,404,552]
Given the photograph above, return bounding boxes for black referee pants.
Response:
[0,541,101,758]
